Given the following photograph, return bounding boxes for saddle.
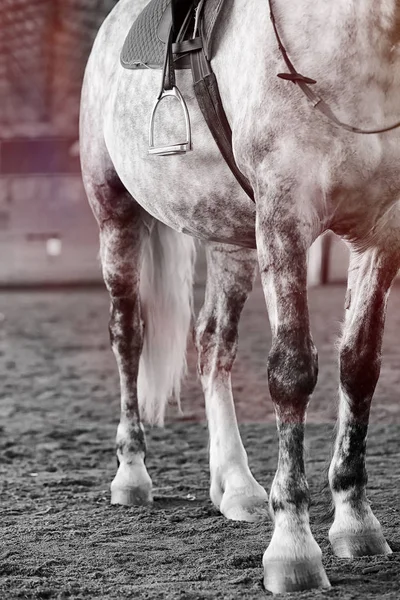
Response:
[120,0,254,202]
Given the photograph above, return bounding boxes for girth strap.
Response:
[160,27,175,93]
[172,38,202,53]
[191,49,255,201]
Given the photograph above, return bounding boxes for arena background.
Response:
[0,0,118,285]
[0,2,399,600]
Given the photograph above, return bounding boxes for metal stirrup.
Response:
[148,85,192,155]
[148,20,192,156]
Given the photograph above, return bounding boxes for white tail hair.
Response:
[138,222,196,426]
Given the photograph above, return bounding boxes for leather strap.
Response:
[172,38,202,53]
[191,49,255,201]
[160,26,176,94]
[268,0,400,135]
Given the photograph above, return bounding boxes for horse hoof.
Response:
[220,492,269,522]
[329,530,392,558]
[263,556,331,594]
[111,485,153,506]
[111,459,153,506]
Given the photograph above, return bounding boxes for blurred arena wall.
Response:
[0,0,118,285]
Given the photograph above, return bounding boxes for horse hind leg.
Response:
[92,176,153,505]
[329,245,399,557]
[83,159,196,505]
[81,140,155,501]
[195,243,268,522]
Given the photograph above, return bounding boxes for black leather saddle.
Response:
[120,0,254,202]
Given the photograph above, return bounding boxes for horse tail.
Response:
[137,221,196,426]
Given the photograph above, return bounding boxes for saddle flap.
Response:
[121,0,170,70]
[157,2,172,44]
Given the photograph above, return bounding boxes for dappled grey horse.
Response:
[80,0,400,593]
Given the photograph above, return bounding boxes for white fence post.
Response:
[307,233,332,286]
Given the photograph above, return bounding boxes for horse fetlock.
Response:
[116,421,146,455]
[263,522,330,594]
[110,458,153,506]
[268,432,310,522]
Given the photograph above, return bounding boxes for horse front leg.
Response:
[329,247,398,557]
[195,243,268,522]
[256,200,330,593]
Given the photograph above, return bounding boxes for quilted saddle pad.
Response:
[121,0,177,70]
[120,0,225,70]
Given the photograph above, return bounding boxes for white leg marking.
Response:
[205,373,268,522]
[111,421,153,506]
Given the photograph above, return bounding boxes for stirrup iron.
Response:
[148,85,192,156]
[148,18,192,157]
